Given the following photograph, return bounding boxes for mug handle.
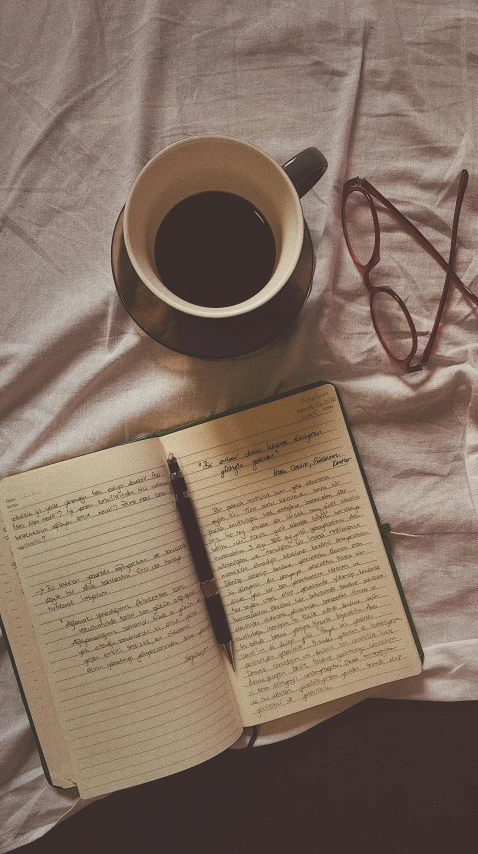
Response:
[282,147,328,199]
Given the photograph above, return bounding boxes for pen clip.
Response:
[167,455,187,500]
[171,475,187,500]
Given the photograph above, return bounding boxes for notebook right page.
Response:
[160,382,422,726]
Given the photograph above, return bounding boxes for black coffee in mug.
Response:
[153,191,276,307]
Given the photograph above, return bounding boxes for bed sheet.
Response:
[1,0,477,850]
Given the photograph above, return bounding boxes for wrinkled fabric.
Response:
[1,0,478,850]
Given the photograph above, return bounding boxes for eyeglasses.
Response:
[341,170,477,372]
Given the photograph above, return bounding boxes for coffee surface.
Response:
[154,191,276,307]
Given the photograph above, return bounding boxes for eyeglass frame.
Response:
[341,170,476,372]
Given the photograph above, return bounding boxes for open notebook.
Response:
[0,381,422,798]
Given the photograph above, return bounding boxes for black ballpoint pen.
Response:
[167,454,235,671]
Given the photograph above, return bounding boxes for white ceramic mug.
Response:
[123,136,327,320]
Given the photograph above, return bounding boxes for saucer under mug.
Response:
[111,209,314,359]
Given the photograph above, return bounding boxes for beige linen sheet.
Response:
[1,0,477,849]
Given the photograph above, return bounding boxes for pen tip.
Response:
[223,641,236,671]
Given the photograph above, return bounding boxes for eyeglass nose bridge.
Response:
[342,183,381,273]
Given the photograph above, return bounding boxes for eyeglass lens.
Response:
[344,189,416,363]
[342,191,377,267]
[370,290,415,361]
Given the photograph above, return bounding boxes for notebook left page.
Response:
[0,521,74,788]
[0,440,242,799]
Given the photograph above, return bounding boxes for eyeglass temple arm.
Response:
[360,173,477,304]
[420,169,468,366]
